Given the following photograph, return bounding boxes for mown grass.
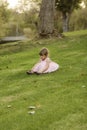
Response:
[0,30,87,130]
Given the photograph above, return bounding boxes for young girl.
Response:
[27,48,59,74]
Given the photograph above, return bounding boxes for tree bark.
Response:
[39,0,55,37]
[62,12,71,32]
[62,12,68,32]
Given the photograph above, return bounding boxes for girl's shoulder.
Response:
[45,57,51,62]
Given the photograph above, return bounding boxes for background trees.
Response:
[0,0,87,39]
[55,0,82,32]
[69,7,87,31]
[0,1,9,37]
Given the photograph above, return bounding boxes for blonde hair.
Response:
[39,48,49,56]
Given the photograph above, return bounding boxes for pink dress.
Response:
[32,57,59,73]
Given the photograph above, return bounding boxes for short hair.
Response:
[39,48,49,56]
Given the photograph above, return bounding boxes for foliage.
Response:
[6,10,25,36]
[11,0,40,36]
[55,0,82,32]
[55,0,82,13]
[0,1,9,38]
[23,27,37,38]
[23,8,38,28]
[83,0,87,6]
[18,0,40,12]
[69,8,87,31]
[0,0,87,37]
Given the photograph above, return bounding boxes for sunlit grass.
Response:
[0,30,87,130]
[64,29,87,37]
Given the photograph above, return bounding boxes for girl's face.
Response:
[40,55,47,60]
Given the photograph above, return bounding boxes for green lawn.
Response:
[0,30,87,130]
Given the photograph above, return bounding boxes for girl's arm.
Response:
[38,58,51,73]
[41,62,49,73]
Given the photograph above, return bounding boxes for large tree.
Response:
[55,0,82,32]
[39,0,55,37]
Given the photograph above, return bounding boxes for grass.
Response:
[0,30,87,130]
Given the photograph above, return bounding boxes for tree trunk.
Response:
[16,23,19,36]
[62,12,69,32]
[39,0,55,37]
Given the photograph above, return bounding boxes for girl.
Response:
[27,48,59,74]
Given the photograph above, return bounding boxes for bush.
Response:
[23,28,37,38]
[69,8,87,31]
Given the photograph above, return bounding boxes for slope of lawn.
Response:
[0,30,87,130]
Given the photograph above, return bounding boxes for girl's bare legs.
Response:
[26,62,40,74]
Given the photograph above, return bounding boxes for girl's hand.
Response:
[37,71,42,74]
